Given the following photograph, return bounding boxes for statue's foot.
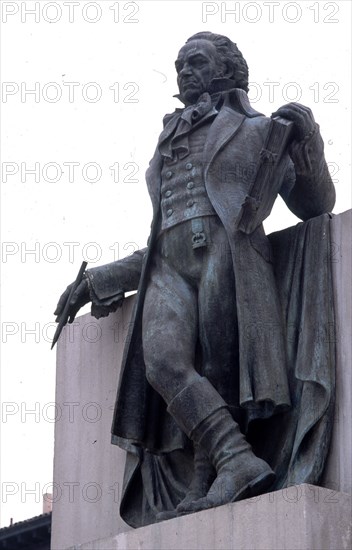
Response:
[181,460,275,513]
[156,460,215,521]
[156,489,208,521]
[156,478,215,521]
[176,489,207,514]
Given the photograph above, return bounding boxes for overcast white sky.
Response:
[1,0,351,527]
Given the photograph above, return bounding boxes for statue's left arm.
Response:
[274,102,336,220]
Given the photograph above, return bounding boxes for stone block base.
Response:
[73,485,351,550]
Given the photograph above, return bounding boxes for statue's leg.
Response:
[143,222,274,518]
[197,217,241,423]
[142,244,200,403]
[177,219,240,514]
[167,378,275,514]
[142,230,211,521]
[176,219,275,513]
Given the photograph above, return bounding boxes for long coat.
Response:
[87,89,336,526]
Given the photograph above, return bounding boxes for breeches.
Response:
[142,216,240,414]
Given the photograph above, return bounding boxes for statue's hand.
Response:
[272,102,316,143]
[54,277,90,324]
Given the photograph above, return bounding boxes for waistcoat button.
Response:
[185,162,193,170]
[165,171,173,179]
[166,209,173,217]
[187,199,195,208]
[187,181,195,190]
[165,190,172,198]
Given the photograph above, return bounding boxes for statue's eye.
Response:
[189,55,207,69]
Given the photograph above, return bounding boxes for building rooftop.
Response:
[0,512,51,550]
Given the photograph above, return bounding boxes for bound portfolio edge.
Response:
[235,116,294,235]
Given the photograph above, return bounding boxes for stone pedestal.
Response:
[74,485,352,550]
[321,210,352,494]
[51,300,134,549]
[51,211,352,550]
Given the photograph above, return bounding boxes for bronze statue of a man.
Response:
[55,32,335,525]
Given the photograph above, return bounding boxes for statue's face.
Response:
[175,40,224,106]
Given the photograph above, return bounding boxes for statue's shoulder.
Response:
[224,88,267,120]
[223,89,271,139]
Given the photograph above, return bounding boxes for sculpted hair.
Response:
[186,32,249,92]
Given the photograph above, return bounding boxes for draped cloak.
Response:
[86,89,336,528]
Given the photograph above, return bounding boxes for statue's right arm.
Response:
[87,247,146,299]
[86,247,146,318]
[54,247,147,323]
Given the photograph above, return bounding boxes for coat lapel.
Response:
[146,106,246,211]
[203,106,245,175]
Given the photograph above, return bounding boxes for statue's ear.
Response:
[216,60,230,79]
[222,62,233,79]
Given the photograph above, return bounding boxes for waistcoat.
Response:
[160,120,216,231]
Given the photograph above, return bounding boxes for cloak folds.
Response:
[113,213,335,528]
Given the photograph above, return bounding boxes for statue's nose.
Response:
[179,63,192,77]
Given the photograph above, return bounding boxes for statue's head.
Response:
[176,32,249,106]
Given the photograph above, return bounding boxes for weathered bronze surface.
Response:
[54,32,336,527]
